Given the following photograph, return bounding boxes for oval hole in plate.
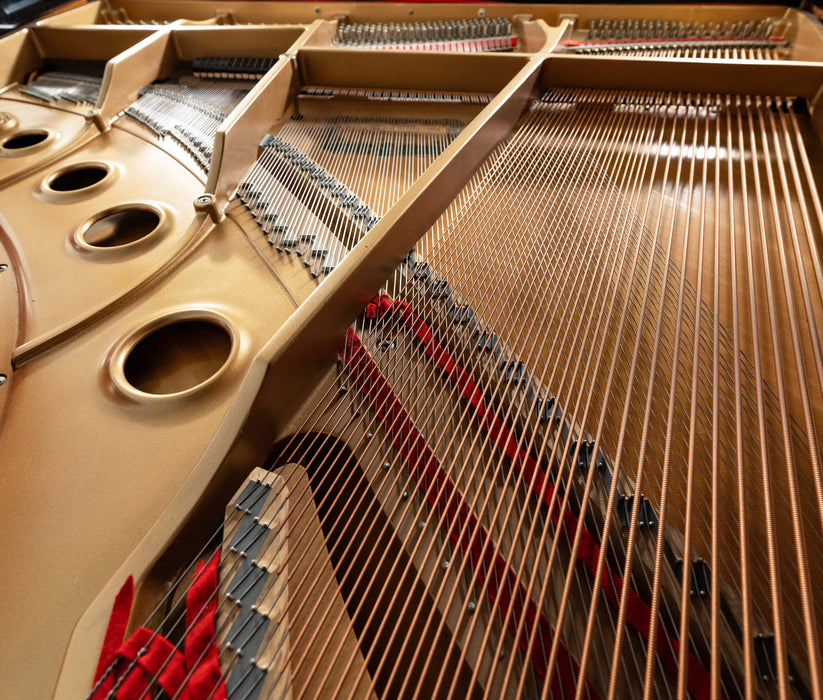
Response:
[2,130,49,150]
[123,320,232,395]
[83,207,160,248]
[49,164,109,191]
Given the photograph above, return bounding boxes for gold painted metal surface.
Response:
[2,126,204,349]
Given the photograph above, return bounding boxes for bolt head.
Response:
[0,374,7,385]
[0,112,17,132]
[0,264,7,272]
[196,195,213,205]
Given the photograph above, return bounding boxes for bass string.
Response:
[402,89,666,699]
[746,93,822,695]
[584,91,823,696]
[412,100,656,700]
[739,92,790,696]
[552,94,816,700]
[454,93,672,700]
[280,89,816,700]
[613,91,701,700]
[235,82,816,700]
[537,88,688,698]
[402,91,732,700]
[524,90,820,616]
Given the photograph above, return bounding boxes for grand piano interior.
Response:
[1,1,823,699]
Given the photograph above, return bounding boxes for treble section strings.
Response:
[274,88,490,221]
[126,81,251,169]
[87,86,502,700]
[333,18,517,52]
[235,88,491,279]
[565,18,787,59]
[20,69,104,104]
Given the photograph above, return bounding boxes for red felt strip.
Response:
[91,577,134,700]
[185,552,228,700]
[91,550,228,700]
[567,36,780,48]
[341,327,599,699]
[365,296,714,700]
[116,627,188,699]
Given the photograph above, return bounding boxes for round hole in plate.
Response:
[2,130,49,150]
[49,164,109,192]
[123,319,232,395]
[82,207,161,248]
